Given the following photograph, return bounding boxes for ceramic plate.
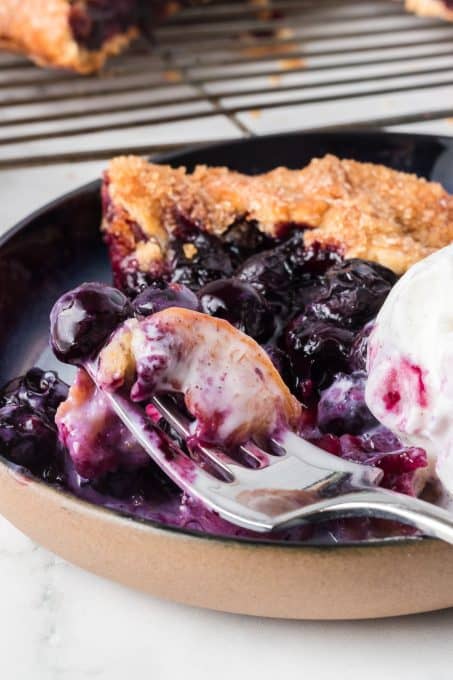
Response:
[2,131,453,620]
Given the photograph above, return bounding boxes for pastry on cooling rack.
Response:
[406,0,453,20]
[0,0,179,74]
[0,1,279,74]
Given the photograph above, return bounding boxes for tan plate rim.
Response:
[0,454,423,551]
[4,454,453,621]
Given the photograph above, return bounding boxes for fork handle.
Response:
[277,487,453,544]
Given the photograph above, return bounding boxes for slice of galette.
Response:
[0,0,180,73]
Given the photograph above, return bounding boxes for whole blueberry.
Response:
[317,371,378,436]
[236,237,297,301]
[285,315,354,399]
[0,406,56,470]
[0,369,67,481]
[133,282,199,318]
[50,282,131,364]
[117,268,166,298]
[305,259,397,329]
[236,232,340,311]
[198,278,275,341]
[17,367,68,416]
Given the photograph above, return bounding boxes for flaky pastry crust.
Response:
[0,0,139,73]
[96,308,302,445]
[102,154,453,276]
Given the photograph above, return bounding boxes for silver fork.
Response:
[85,362,453,543]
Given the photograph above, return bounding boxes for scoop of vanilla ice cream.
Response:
[365,244,453,494]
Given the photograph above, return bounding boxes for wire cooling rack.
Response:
[2,0,453,168]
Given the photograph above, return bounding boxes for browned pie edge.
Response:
[0,0,139,73]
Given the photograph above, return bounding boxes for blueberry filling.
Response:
[0,366,426,543]
[317,372,378,436]
[0,369,67,483]
[133,282,199,318]
[0,224,429,542]
[285,319,355,403]
[303,259,397,330]
[69,0,143,51]
[169,222,235,290]
[198,278,274,341]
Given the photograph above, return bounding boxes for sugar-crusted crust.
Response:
[406,0,453,21]
[0,0,139,73]
[103,154,453,276]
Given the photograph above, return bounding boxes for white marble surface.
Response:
[2,162,453,680]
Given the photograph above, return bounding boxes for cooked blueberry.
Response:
[237,232,339,311]
[305,259,397,329]
[339,431,427,495]
[169,222,233,290]
[0,369,69,481]
[118,268,167,298]
[50,282,132,364]
[16,367,68,416]
[198,278,274,341]
[0,406,56,470]
[281,235,341,291]
[133,282,199,317]
[285,316,354,400]
[349,321,374,371]
[317,371,378,435]
[236,232,301,300]
[1,368,68,415]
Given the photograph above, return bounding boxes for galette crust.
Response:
[103,154,453,276]
[406,0,453,21]
[0,0,139,73]
[97,309,303,444]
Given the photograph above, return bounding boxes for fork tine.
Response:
[84,362,408,535]
[154,395,275,470]
[239,441,275,469]
[95,388,277,531]
[151,395,236,481]
[84,361,235,483]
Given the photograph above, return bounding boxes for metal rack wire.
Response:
[1,0,453,168]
